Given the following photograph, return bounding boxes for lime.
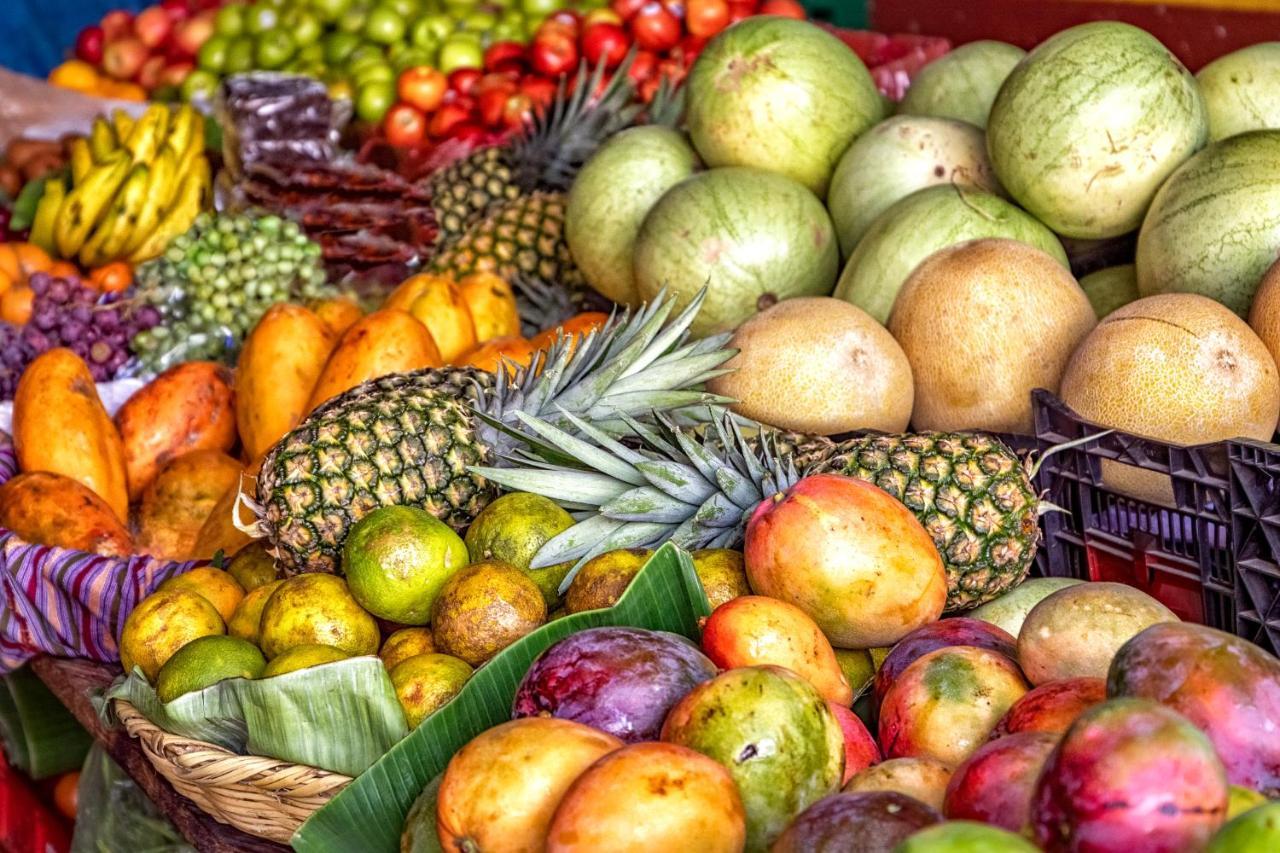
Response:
[245,4,281,35]
[258,574,380,659]
[262,643,351,677]
[342,506,468,624]
[431,561,546,666]
[439,33,484,73]
[197,34,231,72]
[255,30,298,69]
[297,42,326,65]
[364,5,407,45]
[492,20,524,42]
[386,0,423,18]
[226,542,279,592]
[346,43,387,68]
[380,627,436,670]
[214,3,246,37]
[227,580,283,645]
[355,80,396,122]
[155,635,266,703]
[353,61,395,87]
[324,31,363,64]
[689,548,750,610]
[461,9,498,31]
[290,10,324,47]
[224,39,256,74]
[464,492,575,608]
[338,4,372,33]
[159,568,245,624]
[521,0,560,13]
[393,47,436,73]
[564,548,652,614]
[311,0,354,23]
[120,589,225,683]
[411,14,453,49]
[391,653,472,729]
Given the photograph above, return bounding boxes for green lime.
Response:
[465,492,575,608]
[411,14,453,48]
[461,9,498,31]
[311,0,354,23]
[258,574,380,659]
[392,47,435,73]
[290,10,324,47]
[364,5,407,45]
[324,31,362,64]
[228,580,284,646]
[444,0,481,13]
[520,0,560,13]
[353,61,395,87]
[346,43,386,68]
[181,69,220,103]
[245,4,281,35]
[338,3,372,33]
[297,42,326,65]
[196,34,230,73]
[224,38,255,73]
[226,542,279,592]
[255,30,298,69]
[390,653,472,729]
[355,80,396,122]
[342,505,468,624]
[214,4,247,37]
[262,643,351,677]
[491,20,524,42]
[386,0,423,18]
[438,32,484,74]
[155,635,266,703]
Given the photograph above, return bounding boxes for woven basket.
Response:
[115,699,352,844]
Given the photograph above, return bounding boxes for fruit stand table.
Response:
[27,656,287,853]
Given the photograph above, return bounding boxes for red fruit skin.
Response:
[582,23,631,69]
[943,731,1057,832]
[502,93,534,130]
[626,50,658,83]
[477,89,511,128]
[1106,622,1280,797]
[1032,698,1229,853]
[686,0,729,38]
[531,31,580,77]
[133,6,173,49]
[631,2,682,52]
[384,103,428,148]
[136,54,166,89]
[611,0,647,20]
[727,1,756,24]
[75,26,106,64]
[102,37,148,80]
[484,42,527,73]
[993,678,1107,739]
[874,618,1018,705]
[827,701,880,785]
[758,0,805,17]
[428,103,472,138]
[172,11,214,58]
[447,68,482,96]
[159,0,189,21]
[101,10,135,41]
[771,791,941,853]
[159,61,194,87]
[519,75,558,109]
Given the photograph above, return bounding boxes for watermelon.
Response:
[1197,43,1280,142]
[987,22,1207,240]
[1079,264,1140,319]
[897,40,1026,129]
[633,166,839,337]
[1136,131,1280,316]
[832,185,1067,324]
[826,115,1001,257]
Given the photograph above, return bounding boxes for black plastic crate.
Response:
[1029,390,1254,647]
[1228,440,1280,654]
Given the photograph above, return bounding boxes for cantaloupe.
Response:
[888,238,1096,434]
[1060,293,1280,504]
[708,297,912,435]
[1248,259,1280,433]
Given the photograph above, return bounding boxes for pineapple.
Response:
[477,413,1045,611]
[429,191,581,285]
[243,291,732,575]
[513,273,616,338]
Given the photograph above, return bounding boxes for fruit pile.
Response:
[0,136,77,202]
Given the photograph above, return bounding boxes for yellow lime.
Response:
[226,542,280,591]
[380,627,436,671]
[258,574,380,659]
[159,567,245,623]
[390,652,472,729]
[227,579,283,645]
[155,635,265,703]
[262,643,351,677]
[120,589,225,683]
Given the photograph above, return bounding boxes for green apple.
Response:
[181,70,220,103]
[412,14,453,48]
[197,35,230,72]
[461,10,498,31]
[521,0,561,15]
[311,0,354,23]
[364,6,407,45]
[338,4,372,33]
[392,46,436,73]
[324,31,362,64]
[290,11,324,47]
[346,43,387,67]
[224,38,256,74]
[356,80,396,122]
[439,32,484,73]
[213,4,246,37]
[255,30,298,69]
[297,42,326,64]
[244,5,281,35]
[353,61,395,87]
[386,0,423,18]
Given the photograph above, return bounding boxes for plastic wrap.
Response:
[70,745,193,853]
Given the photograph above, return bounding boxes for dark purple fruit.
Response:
[772,791,941,853]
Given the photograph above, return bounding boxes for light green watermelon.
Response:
[1198,43,1280,142]
[832,184,1067,324]
[987,22,1207,240]
[1136,130,1280,316]
[897,40,1026,129]
[1079,264,1140,319]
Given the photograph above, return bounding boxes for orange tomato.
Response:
[398,66,448,113]
[0,286,34,325]
[89,261,133,293]
[463,336,538,374]
[13,243,52,276]
[53,771,79,820]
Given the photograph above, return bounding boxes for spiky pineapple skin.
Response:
[430,191,580,286]
[807,433,1040,610]
[427,146,520,244]
[257,368,499,575]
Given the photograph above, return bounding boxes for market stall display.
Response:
[3,4,1280,852]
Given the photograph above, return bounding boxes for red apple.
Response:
[611,0,647,19]
[447,68,482,96]
[133,6,174,49]
[827,701,880,785]
[631,2,681,52]
[173,10,216,58]
[159,61,195,87]
[136,54,166,89]
[101,10,135,41]
[484,41,527,73]
[102,37,149,80]
[531,30,580,77]
[582,22,630,69]
[75,25,106,65]
[160,0,190,21]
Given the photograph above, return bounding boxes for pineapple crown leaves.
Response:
[473,408,801,592]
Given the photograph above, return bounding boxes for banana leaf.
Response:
[292,542,711,853]
[0,664,91,779]
[104,656,407,778]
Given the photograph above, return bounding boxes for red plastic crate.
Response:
[0,751,71,853]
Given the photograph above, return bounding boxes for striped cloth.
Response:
[0,435,204,672]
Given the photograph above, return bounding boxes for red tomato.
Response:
[447,67,483,96]
[759,0,805,17]
[484,41,527,73]
[631,3,681,52]
[478,88,510,127]
[428,102,473,138]
[627,49,658,83]
[686,0,729,37]
[610,0,647,20]
[520,74,558,108]
[474,71,519,95]
[503,93,535,129]
[398,66,447,113]
[75,25,105,65]
[546,10,583,35]
[582,22,631,69]
[384,103,428,148]
[531,30,580,77]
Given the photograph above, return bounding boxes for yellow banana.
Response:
[54,152,131,258]
[119,149,174,257]
[67,138,93,185]
[128,158,209,264]
[123,104,170,165]
[86,162,150,266]
[112,109,136,143]
[164,106,201,159]
[29,178,66,255]
[88,117,117,162]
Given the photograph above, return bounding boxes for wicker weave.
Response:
[115,699,353,844]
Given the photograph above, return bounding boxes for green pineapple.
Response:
[512,273,613,338]
[429,190,581,285]
[477,413,1045,611]
[244,291,732,575]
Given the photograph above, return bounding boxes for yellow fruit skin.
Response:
[236,304,336,463]
[380,627,437,671]
[390,652,472,729]
[13,348,129,524]
[1248,260,1280,433]
[228,580,283,645]
[191,459,261,560]
[159,567,245,624]
[458,273,521,343]
[407,277,478,363]
[135,451,243,562]
[262,643,351,677]
[310,296,365,338]
[0,471,133,556]
[258,574,380,660]
[119,589,225,683]
[306,309,444,412]
[383,274,437,313]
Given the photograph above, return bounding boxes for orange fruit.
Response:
[53,771,79,820]
[48,261,79,280]
[0,245,20,283]
[48,60,99,93]
[88,261,133,293]
[310,296,365,338]
[463,336,538,374]
[0,268,14,299]
[384,273,445,313]
[13,243,52,276]
[530,311,610,353]
[0,285,34,325]
[408,278,478,363]
[458,273,521,343]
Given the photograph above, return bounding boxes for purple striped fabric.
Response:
[0,434,204,672]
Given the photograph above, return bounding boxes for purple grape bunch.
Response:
[0,273,161,400]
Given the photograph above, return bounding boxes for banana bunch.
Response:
[30,104,211,268]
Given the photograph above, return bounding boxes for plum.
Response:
[943,731,1057,832]
[1032,698,1229,852]
[1107,621,1280,796]
[874,617,1018,704]
[512,627,716,743]
[772,791,942,853]
[992,677,1107,738]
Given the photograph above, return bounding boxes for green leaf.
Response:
[9,173,54,232]
[292,543,711,853]
[0,665,91,779]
